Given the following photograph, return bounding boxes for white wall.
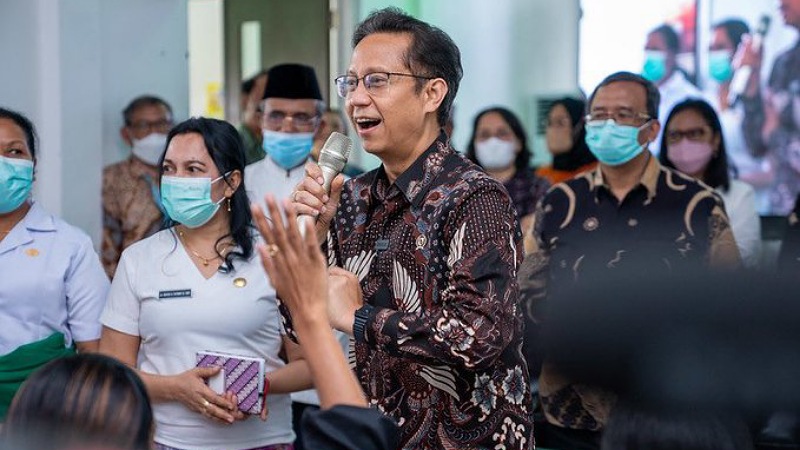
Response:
[0,0,189,247]
[343,0,581,170]
[188,0,224,118]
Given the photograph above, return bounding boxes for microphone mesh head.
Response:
[318,131,352,172]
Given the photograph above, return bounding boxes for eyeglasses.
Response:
[334,72,434,98]
[542,117,572,129]
[263,111,320,129]
[585,109,651,127]
[665,126,711,144]
[128,119,173,134]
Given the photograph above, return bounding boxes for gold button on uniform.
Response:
[233,277,247,288]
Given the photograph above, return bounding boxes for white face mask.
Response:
[132,133,168,166]
[475,137,517,170]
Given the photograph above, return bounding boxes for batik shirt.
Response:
[283,135,534,449]
[519,154,741,431]
[101,156,163,279]
[503,169,550,221]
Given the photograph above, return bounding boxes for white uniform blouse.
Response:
[718,179,762,269]
[245,156,309,213]
[101,228,293,449]
[0,202,108,355]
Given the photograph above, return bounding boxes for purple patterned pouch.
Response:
[196,351,266,415]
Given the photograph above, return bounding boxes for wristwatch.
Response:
[353,304,375,342]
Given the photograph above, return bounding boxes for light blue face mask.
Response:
[0,155,34,214]
[642,50,667,82]
[160,174,227,228]
[708,50,734,82]
[262,130,314,170]
[585,119,651,166]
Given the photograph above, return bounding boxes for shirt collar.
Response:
[659,71,689,94]
[590,151,661,201]
[370,133,451,207]
[22,202,56,232]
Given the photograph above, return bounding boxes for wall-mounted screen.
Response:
[580,0,800,216]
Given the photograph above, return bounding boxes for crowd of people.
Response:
[1,3,800,450]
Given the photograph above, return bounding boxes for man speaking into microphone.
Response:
[289,7,533,450]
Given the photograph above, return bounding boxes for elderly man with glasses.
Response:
[102,95,174,278]
[518,71,742,450]
[245,63,326,213]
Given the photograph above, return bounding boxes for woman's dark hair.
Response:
[465,106,531,171]
[714,18,750,49]
[3,353,153,449]
[602,403,754,450]
[0,107,37,161]
[659,98,731,192]
[650,23,681,54]
[159,117,254,271]
[353,7,463,127]
[547,97,596,171]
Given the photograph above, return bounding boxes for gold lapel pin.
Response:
[25,248,40,257]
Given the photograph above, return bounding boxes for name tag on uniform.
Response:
[159,289,192,299]
[374,239,390,252]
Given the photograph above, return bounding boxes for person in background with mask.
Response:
[100,117,311,450]
[465,106,550,235]
[245,64,325,212]
[519,72,741,450]
[660,99,762,268]
[102,95,174,278]
[642,23,702,154]
[239,70,269,166]
[537,97,598,185]
[0,107,109,420]
[706,18,774,214]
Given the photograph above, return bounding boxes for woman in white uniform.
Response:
[99,117,310,450]
[0,107,109,420]
[659,99,762,268]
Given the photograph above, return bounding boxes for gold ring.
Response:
[202,399,210,408]
[266,244,280,257]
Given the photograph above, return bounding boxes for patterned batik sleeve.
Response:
[518,198,551,325]
[363,185,523,371]
[101,172,123,280]
[705,196,743,270]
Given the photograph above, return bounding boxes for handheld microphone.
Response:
[728,15,771,105]
[298,131,352,236]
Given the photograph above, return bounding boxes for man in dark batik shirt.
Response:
[519,72,741,450]
[288,7,533,450]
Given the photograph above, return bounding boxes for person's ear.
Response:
[224,170,242,195]
[645,120,661,143]
[313,117,328,141]
[121,126,133,147]
[422,78,448,117]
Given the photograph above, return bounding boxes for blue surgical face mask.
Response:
[160,174,227,228]
[585,119,651,166]
[262,130,314,170]
[0,155,34,214]
[708,50,734,83]
[642,50,667,82]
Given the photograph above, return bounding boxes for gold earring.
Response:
[227,198,231,212]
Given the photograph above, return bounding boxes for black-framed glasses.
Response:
[585,109,651,127]
[665,126,711,144]
[128,119,173,134]
[263,111,320,129]
[334,72,434,98]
